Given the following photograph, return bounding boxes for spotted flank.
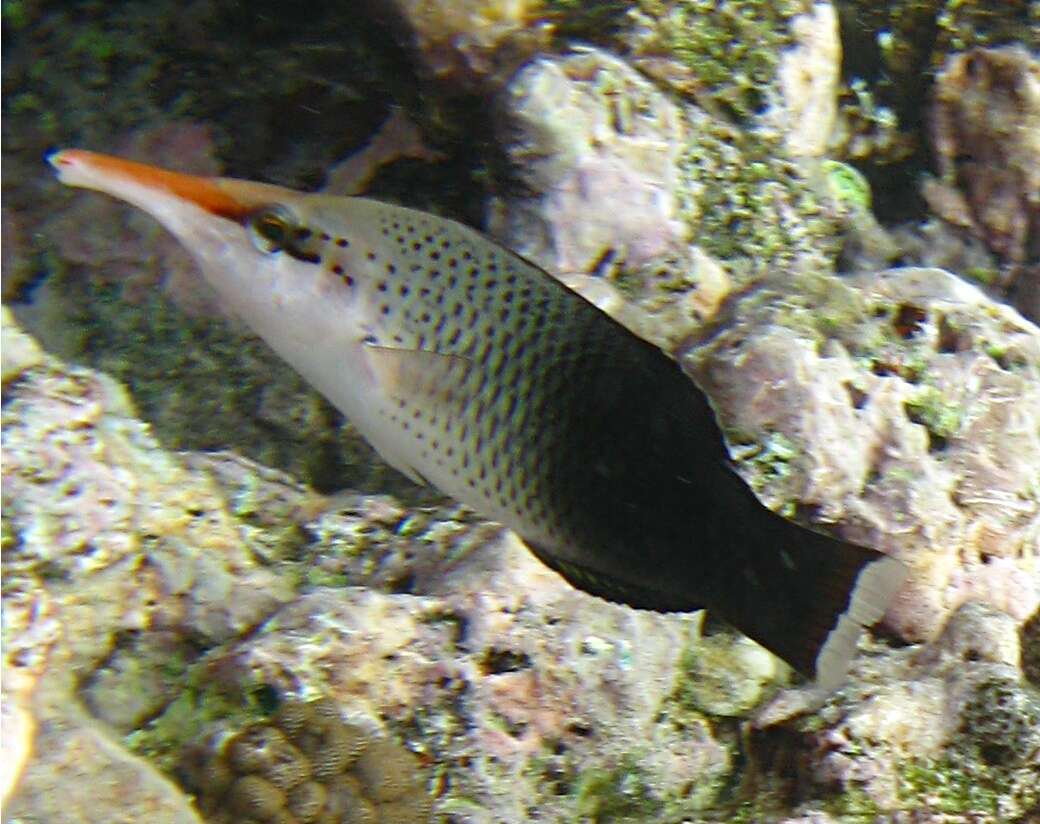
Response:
[49,148,907,687]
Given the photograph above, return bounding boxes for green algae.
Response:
[545,0,812,121]
[965,265,1002,287]
[678,124,840,282]
[896,752,1039,819]
[536,1,849,286]
[123,663,273,773]
[573,756,664,822]
[632,0,811,119]
[729,432,798,496]
[1,0,30,29]
[904,386,963,443]
[822,160,872,212]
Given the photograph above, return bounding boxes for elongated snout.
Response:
[47,148,300,221]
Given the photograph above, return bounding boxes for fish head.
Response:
[49,149,368,329]
[47,149,431,474]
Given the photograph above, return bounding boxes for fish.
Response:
[48,148,906,688]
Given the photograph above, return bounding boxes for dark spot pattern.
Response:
[294,198,723,588]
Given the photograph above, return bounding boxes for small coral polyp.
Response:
[179,697,432,823]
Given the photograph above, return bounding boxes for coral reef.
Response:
[117,447,735,819]
[5,292,1038,821]
[5,1,1040,821]
[202,545,730,821]
[1,320,294,823]
[686,266,1040,643]
[178,697,432,824]
[2,323,731,821]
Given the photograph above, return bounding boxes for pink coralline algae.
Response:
[488,49,688,279]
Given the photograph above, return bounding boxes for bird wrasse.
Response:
[48,148,906,688]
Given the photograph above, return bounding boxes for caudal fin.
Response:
[710,513,907,689]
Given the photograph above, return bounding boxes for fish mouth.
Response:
[47,148,298,222]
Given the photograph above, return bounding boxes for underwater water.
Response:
[3,2,1039,823]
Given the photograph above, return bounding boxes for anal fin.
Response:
[525,540,703,613]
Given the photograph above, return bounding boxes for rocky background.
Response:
[2,1,1038,822]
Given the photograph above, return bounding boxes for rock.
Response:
[0,321,735,821]
[489,47,688,280]
[5,261,1037,821]
[1,306,44,383]
[2,344,290,627]
[773,2,842,158]
[1,656,36,806]
[623,0,814,121]
[925,46,1040,318]
[688,266,1040,643]
[1,326,297,822]
[381,0,547,88]
[4,6,1039,820]
[491,45,858,351]
[915,601,1022,671]
[673,619,787,718]
[6,701,205,824]
[173,534,731,820]
[747,601,1040,820]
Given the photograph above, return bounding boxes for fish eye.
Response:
[247,205,294,254]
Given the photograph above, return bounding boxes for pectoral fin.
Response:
[364,344,472,412]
